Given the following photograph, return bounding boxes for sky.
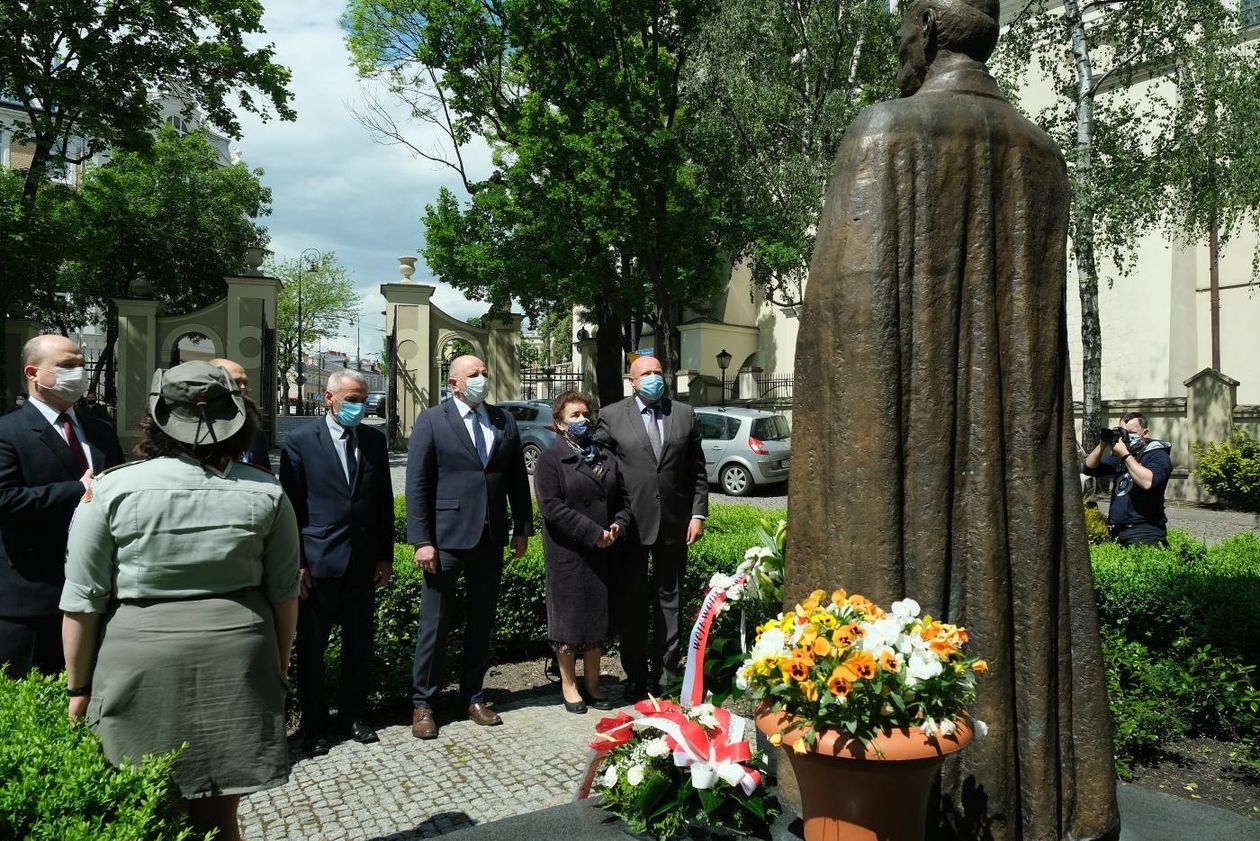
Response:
[235,0,491,362]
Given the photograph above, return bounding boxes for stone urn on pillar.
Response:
[397,256,417,282]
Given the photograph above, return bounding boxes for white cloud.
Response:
[236,0,493,359]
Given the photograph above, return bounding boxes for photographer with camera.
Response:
[1082,412,1173,547]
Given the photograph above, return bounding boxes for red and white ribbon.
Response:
[576,700,762,800]
[679,572,749,707]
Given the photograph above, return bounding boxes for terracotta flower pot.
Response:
[755,703,972,841]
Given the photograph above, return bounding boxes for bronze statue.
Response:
[786,0,1120,838]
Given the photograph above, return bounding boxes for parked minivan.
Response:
[499,400,557,474]
[694,407,791,497]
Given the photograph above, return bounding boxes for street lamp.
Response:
[716,348,732,407]
[297,247,321,415]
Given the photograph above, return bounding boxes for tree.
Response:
[272,252,360,411]
[0,0,294,392]
[61,128,273,400]
[343,0,735,402]
[996,0,1260,445]
[684,0,898,307]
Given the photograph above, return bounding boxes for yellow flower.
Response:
[799,680,820,702]
[831,588,848,606]
[971,659,989,676]
[769,732,783,747]
[832,622,865,648]
[798,625,820,648]
[784,656,814,683]
[840,650,878,681]
[879,650,901,673]
[827,668,852,697]
[812,636,833,659]
[792,738,809,755]
[814,612,838,629]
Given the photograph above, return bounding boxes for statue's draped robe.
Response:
[787,67,1120,841]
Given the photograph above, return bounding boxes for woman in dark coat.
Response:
[534,390,631,713]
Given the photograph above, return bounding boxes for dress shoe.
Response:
[562,697,588,714]
[303,735,332,757]
[467,702,503,726]
[411,707,437,740]
[581,687,615,710]
[622,681,649,703]
[348,720,379,744]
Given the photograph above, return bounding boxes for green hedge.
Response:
[0,673,195,840]
[327,499,1260,776]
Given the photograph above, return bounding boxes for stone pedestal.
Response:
[486,313,525,405]
[382,282,435,442]
[3,318,41,409]
[225,275,280,440]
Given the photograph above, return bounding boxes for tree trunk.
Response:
[1064,0,1104,448]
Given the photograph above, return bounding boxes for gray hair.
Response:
[327,367,367,392]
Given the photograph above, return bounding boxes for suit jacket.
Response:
[594,396,708,546]
[0,400,125,615]
[405,399,532,553]
[279,417,394,579]
[240,426,272,473]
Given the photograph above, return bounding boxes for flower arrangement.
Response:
[586,699,779,840]
[709,519,786,611]
[737,590,988,750]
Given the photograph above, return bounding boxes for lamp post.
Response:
[297,247,321,415]
[716,348,732,407]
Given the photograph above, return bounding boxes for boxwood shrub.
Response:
[0,672,194,840]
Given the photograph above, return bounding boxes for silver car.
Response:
[695,407,791,497]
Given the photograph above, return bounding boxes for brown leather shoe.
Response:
[467,702,502,726]
[411,707,437,739]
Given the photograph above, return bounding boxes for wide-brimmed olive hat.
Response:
[148,361,246,446]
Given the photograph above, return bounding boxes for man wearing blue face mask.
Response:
[594,355,708,702]
[280,367,394,755]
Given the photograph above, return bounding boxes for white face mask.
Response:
[463,374,488,405]
[40,366,89,404]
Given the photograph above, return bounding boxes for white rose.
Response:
[626,765,645,786]
[974,719,989,739]
[645,737,671,758]
[709,572,734,591]
[690,702,716,718]
[735,666,751,691]
[726,582,746,602]
[603,765,618,788]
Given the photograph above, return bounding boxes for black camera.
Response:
[1098,426,1146,456]
[1097,427,1123,444]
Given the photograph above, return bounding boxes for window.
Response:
[165,114,189,134]
[752,415,791,441]
[1246,0,1260,27]
[697,414,726,441]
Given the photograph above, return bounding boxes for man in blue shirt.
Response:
[1082,412,1173,547]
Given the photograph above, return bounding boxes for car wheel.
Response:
[523,443,542,475]
[720,463,753,497]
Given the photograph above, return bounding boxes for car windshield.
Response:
[752,415,790,441]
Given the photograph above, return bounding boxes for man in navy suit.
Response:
[0,335,124,676]
[280,368,394,755]
[407,355,532,738]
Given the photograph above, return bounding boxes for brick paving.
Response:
[239,686,621,840]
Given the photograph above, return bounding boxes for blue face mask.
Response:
[336,399,366,428]
[567,420,591,440]
[638,373,665,401]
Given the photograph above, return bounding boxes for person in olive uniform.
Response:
[61,361,299,841]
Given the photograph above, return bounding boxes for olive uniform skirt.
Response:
[88,589,289,799]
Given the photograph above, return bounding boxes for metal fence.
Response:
[745,373,793,408]
[520,367,583,402]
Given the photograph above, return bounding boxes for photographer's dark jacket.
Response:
[1082,439,1173,528]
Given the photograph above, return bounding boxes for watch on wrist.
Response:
[67,685,91,698]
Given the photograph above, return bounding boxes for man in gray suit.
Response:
[595,355,708,701]
[406,355,532,738]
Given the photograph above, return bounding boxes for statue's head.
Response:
[898,0,1001,96]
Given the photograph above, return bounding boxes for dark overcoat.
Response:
[534,438,631,646]
[788,65,1118,840]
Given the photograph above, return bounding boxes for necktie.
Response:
[59,413,90,473]
[342,428,358,487]
[471,408,489,466]
[644,406,663,460]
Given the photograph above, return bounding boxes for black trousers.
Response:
[296,570,376,734]
[615,541,688,687]
[1111,522,1168,548]
[0,614,63,678]
[410,530,504,708]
